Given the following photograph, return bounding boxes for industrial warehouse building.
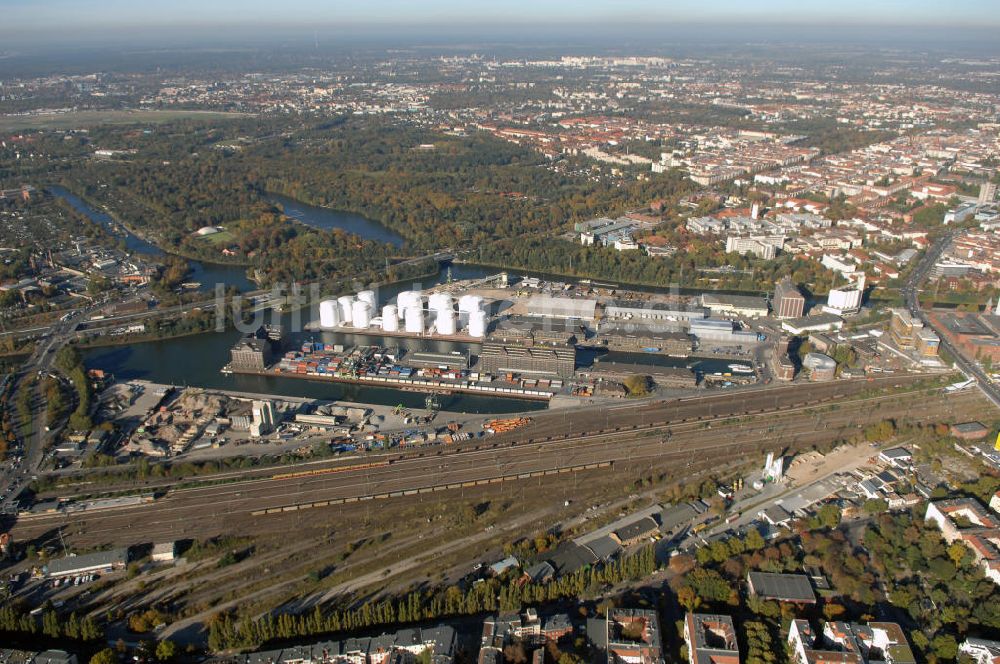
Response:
[594,324,693,356]
[701,293,769,318]
[524,295,597,321]
[781,313,844,335]
[479,338,577,378]
[229,336,273,371]
[47,548,128,579]
[747,571,817,604]
[689,319,759,344]
[604,300,708,322]
[406,351,470,371]
[773,278,806,319]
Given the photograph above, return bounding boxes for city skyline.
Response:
[5,0,1000,33]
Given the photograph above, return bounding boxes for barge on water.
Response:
[225,343,558,402]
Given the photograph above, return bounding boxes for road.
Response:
[902,228,1000,408]
[0,301,107,509]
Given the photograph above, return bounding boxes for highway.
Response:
[12,377,982,547]
[903,229,1000,409]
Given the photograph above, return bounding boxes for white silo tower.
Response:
[357,290,376,308]
[458,294,484,314]
[396,290,422,311]
[337,295,355,325]
[351,300,372,329]
[382,305,399,332]
[458,294,484,327]
[404,306,424,334]
[428,291,453,314]
[319,299,341,329]
[468,310,488,338]
[435,309,457,336]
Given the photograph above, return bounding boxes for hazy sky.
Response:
[5,0,999,31]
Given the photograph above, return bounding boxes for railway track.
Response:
[34,373,945,503]
[12,386,981,545]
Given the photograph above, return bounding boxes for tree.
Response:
[677,586,701,612]
[622,375,650,396]
[90,650,117,664]
[862,498,888,515]
[823,603,847,620]
[816,504,842,530]
[155,640,178,662]
[947,542,969,567]
[744,528,766,551]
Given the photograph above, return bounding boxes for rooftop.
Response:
[747,571,816,603]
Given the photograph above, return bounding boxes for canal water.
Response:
[271,194,405,248]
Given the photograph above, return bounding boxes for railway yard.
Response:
[2,372,987,639]
[13,373,971,546]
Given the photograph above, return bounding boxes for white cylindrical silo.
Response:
[397,290,422,311]
[435,309,457,336]
[357,290,376,308]
[468,310,488,338]
[337,295,355,324]
[404,306,424,334]
[428,291,453,313]
[319,299,341,329]
[352,300,372,329]
[458,295,484,314]
[382,305,399,332]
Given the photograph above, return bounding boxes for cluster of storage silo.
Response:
[318,291,377,330]
[319,288,488,337]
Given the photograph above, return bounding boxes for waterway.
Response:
[51,186,258,294]
[270,193,405,248]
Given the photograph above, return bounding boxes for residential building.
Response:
[725,235,783,260]
[788,620,915,664]
[960,638,1000,664]
[684,614,740,664]
[224,626,457,664]
[925,499,1000,585]
[588,609,663,664]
